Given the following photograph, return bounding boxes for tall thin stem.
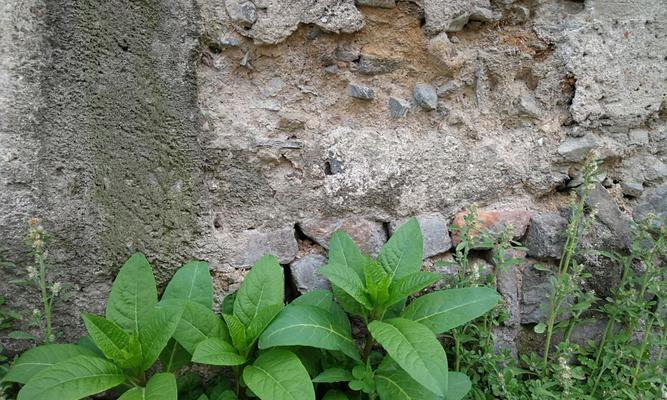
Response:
[37,253,52,343]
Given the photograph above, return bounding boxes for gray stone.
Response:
[492,326,519,358]
[427,32,467,72]
[444,14,470,32]
[557,134,598,162]
[258,100,282,111]
[517,94,540,117]
[225,0,258,27]
[469,7,498,22]
[634,184,667,224]
[389,213,452,258]
[524,213,567,259]
[510,5,530,23]
[290,254,329,293]
[228,0,364,44]
[413,83,438,110]
[355,0,396,8]
[335,43,361,62]
[255,138,304,149]
[620,181,644,198]
[583,183,632,250]
[239,51,252,68]
[520,262,561,324]
[357,56,401,75]
[217,37,242,48]
[566,170,606,189]
[324,65,339,74]
[496,259,520,327]
[327,159,344,175]
[628,129,649,146]
[389,97,410,118]
[437,80,463,97]
[299,217,387,257]
[231,227,299,267]
[277,111,307,131]
[347,84,375,100]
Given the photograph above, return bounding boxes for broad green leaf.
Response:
[82,313,140,368]
[192,338,245,366]
[118,388,144,400]
[3,344,97,384]
[332,285,367,317]
[162,261,213,309]
[243,349,315,400]
[217,391,238,400]
[118,373,178,400]
[364,260,391,306]
[446,372,471,400]
[323,390,350,400]
[145,372,178,400]
[222,291,236,315]
[291,289,335,310]
[77,336,104,357]
[386,272,441,306]
[233,255,284,326]
[222,313,247,353]
[16,355,125,400]
[374,358,441,400]
[368,318,447,397]
[312,368,353,383]
[173,301,227,354]
[377,218,423,281]
[160,339,191,372]
[139,303,184,370]
[328,231,366,278]
[259,305,360,361]
[106,252,157,334]
[320,264,372,310]
[401,287,500,334]
[324,232,371,314]
[246,304,283,345]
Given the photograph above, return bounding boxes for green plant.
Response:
[536,156,601,372]
[188,255,300,400]
[193,218,500,399]
[2,253,213,399]
[448,154,666,399]
[9,219,71,344]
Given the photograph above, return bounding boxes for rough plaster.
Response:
[1,0,665,347]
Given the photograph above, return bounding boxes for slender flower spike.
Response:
[51,282,62,296]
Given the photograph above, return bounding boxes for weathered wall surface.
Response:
[1,0,665,347]
[0,0,206,345]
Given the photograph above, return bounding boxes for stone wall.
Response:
[0,0,665,348]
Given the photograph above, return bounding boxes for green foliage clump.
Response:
[449,155,667,399]
[2,218,498,400]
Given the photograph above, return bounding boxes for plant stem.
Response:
[594,318,615,366]
[454,328,461,371]
[631,315,654,388]
[37,253,52,343]
[362,332,374,362]
[590,361,607,396]
[542,197,584,374]
[563,316,576,344]
[233,365,246,398]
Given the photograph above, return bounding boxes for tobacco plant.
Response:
[3,253,198,399]
[256,218,501,399]
[188,255,305,400]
